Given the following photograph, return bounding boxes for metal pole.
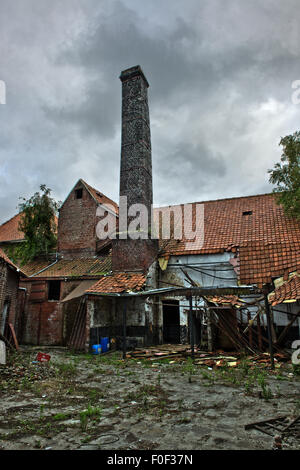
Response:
[264,293,275,370]
[122,298,127,360]
[189,295,195,360]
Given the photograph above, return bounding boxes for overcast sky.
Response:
[0,0,299,222]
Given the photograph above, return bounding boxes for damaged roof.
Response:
[86,272,146,294]
[82,180,119,215]
[21,256,112,279]
[205,295,244,308]
[238,241,300,287]
[157,193,300,287]
[268,272,300,306]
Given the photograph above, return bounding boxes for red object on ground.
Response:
[36,352,51,362]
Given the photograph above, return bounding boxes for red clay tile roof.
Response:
[238,241,300,287]
[205,295,244,307]
[0,247,20,271]
[157,193,300,287]
[82,180,119,215]
[268,273,300,306]
[86,272,146,294]
[0,213,25,242]
[21,256,112,278]
[0,213,58,243]
[157,193,300,256]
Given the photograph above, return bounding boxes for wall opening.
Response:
[163,300,180,343]
[75,188,83,199]
[48,281,61,301]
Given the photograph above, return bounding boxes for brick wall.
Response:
[58,181,98,258]
[21,278,82,345]
[0,259,20,337]
[112,238,158,273]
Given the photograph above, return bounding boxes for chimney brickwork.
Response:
[112,65,158,272]
[119,65,152,216]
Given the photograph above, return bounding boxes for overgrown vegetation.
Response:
[11,185,60,265]
[269,131,300,219]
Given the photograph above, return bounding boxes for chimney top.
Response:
[120,65,149,88]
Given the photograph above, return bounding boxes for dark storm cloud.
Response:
[0,0,300,222]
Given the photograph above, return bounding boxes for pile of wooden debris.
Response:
[126,344,290,368]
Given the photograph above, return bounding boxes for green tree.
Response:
[17,185,59,264]
[268,131,300,219]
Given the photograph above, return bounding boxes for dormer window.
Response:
[242,210,252,216]
[75,188,83,199]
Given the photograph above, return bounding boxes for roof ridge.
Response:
[81,179,118,207]
[155,192,275,209]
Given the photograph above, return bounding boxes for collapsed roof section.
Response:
[269,272,300,306]
[86,271,146,295]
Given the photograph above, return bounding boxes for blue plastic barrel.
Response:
[92,344,102,355]
[101,337,110,353]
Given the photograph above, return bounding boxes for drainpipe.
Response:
[29,253,59,278]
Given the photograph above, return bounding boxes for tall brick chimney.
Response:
[112,65,158,272]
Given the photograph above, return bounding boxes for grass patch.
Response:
[79,405,102,431]
[54,362,77,378]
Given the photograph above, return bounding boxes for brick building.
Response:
[1,65,300,351]
[18,179,117,346]
[83,66,300,351]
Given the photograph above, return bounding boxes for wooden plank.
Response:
[8,323,19,351]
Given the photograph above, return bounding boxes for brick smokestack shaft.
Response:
[119,65,153,222]
[112,66,158,272]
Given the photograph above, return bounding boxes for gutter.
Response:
[86,285,261,298]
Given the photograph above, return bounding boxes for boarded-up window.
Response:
[29,281,46,303]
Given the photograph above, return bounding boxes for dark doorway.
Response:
[48,281,61,301]
[163,300,180,343]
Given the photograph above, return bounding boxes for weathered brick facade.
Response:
[58,180,99,259]
[20,278,83,345]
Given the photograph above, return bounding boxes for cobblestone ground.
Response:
[0,347,299,450]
